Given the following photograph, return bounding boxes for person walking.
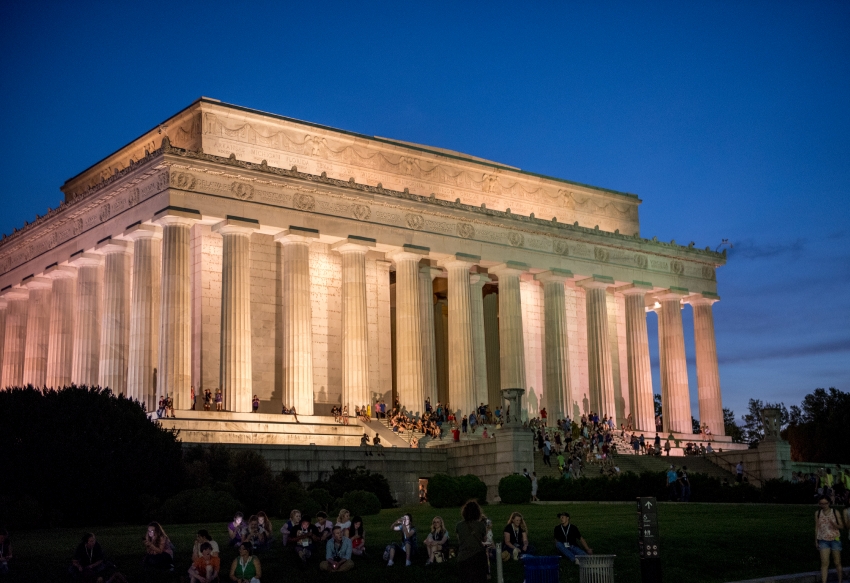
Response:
[455,500,487,583]
[736,461,744,484]
[816,496,844,583]
[542,439,552,467]
[531,472,539,502]
[679,466,691,502]
[666,466,679,501]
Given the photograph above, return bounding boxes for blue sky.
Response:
[1,1,847,421]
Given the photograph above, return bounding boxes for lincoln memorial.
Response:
[0,98,731,447]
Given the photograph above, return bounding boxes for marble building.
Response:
[0,98,728,439]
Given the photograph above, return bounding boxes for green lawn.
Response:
[1,502,831,582]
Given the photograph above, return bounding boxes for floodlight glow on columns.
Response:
[534,268,575,422]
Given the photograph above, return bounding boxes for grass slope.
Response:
[1,502,827,582]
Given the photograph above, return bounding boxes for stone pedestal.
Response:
[418,265,441,408]
[439,254,478,417]
[657,288,692,434]
[276,228,317,416]
[334,237,375,414]
[389,245,428,415]
[44,265,76,388]
[535,269,573,421]
[70,253,103,387]
[214,218,258,413]
[688,294,724,436]
[1,289,29,388]
[490,262,528,394]
[97,239,132,394]
[125,224,161,411]
[622,283,655,432]
[22,277,52,387]
[579,276,617,423]
[155,209,198,410]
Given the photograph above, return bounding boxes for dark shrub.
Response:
[455,474,488,505]
[310,466,396,508]
[309,488,335,512]
[498,474,532,504]
[427,474,460,508]
[157,488,242,524]
[337,490,382,516]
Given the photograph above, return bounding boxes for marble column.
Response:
[334,236,375,414]
[535,269,574,421]
[657,288,692,434]
[578,275,617,423]
[439,253,478,417]
[621,283,655,432]
[70,253,103,386]
[154,209,198,410]
[44,265,77,388]
[418,265,441,408]
[388,245,428,415]
[97,239,132,394]
[276,228,317,416]
[214,218,258,413]
[483,291,501,408]
[125,224,161,411]
[490,262,528,392]
[0,299,6,378]
[22,277,52,387]
[688,294,725,436]
[1,289,29,388]
[434,297,449,405]
[653,304,667,432]
[470,273,490,412]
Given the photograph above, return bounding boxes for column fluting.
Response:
[483,291,501,409]
[489,262,528,393]
[23,277,52,387]
[579,277,617,423]
[434,297,449,406]
[470,273,490,413]
[389,248,427,415]
[439,254,477,417]
[658,289,692,434]
[535,269,573,421]
[45,266,77,388]
[622,285,655,432]
[215,219,257,413]
[418,265,441,408]
[97,240,132,394]
[0,299,6,379]
[276,229,316,416]
[335,238,373,415]
[70,253,103,387]
[155,212,196,410]
[689,295,724,436]
[125,224,161,411]
[1,289,29,388]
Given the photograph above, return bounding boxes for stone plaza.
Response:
[0,98,733,452]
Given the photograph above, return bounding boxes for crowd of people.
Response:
[795,466,850,506]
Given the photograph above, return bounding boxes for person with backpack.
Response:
[816,495,844,583]
[678,466,691,502]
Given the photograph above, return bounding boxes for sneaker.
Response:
[405,560,412,567]
[387,560,394,566]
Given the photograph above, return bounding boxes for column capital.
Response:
[68,251,103,268]
[94,238,132,255]
[534,268,574,284]
[213,216,260,237]
[420,264,443,280]
[1,286,29,301]
[43,264,77,280]
[655,286,690,302]
[387,243,429,263]
[0,298,6,309]
[152,206,201,227]
[489,261,529,278]
[22,276,52,290]
[437,252,480,270]
[332,235,376,254]
[576,274,615,290]
[274,226,319,245]
[123,223,162,241]
[685,291,720,306]
[470,273,492,287]
[616,280,654,296]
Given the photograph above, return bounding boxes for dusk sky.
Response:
[1,1,847,423]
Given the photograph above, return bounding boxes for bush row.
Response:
[427,474,488,507]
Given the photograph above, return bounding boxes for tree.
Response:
[784,388,850,463]
[740,399,789,448]
[723,408,744,443]
[654,394,662,421]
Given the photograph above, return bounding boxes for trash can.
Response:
[576,554,616,583]
[522,555,561,583]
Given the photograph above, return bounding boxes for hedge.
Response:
[427,473,488,507]
[498,474,532,504]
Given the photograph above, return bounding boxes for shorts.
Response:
[818,539,842,551]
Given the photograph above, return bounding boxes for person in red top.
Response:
[188,542,220,583]
[452,427,460,442]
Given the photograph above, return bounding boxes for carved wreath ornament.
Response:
[554,240,568,255]
[457,223,475,239]
[671,260,685,275]
[353,205,371,221]
[406,214,424,230]
[508,232,524,247]
[635,254,648,269]
[171,172,196,190]
[231,182,254,201]
[294,194,315,211]
[594,247,609,263]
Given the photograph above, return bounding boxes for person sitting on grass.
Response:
[229,541,261,583]
[314,512,334,544]
[320,526,354,573]
[227,512,245,548]
[385,514,417,567]
[192,530,220,560]
[0,528,10,576]
[188,542,220,583]
[244,515,268,552]
[350,516,366,557]
[553,512,593,565]
[256,512,274,547]
[424,516,449,564]
[280,509,301,547]
[293,515,318,565]
[70,532,105,581]
[143,522,174,571]
[502,512,533,561]
[335,509,352,538]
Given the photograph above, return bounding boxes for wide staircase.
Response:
[366,417,498,449]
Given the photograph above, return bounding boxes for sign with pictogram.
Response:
[638,496,662,582]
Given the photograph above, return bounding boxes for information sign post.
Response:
[638,496,662,583]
